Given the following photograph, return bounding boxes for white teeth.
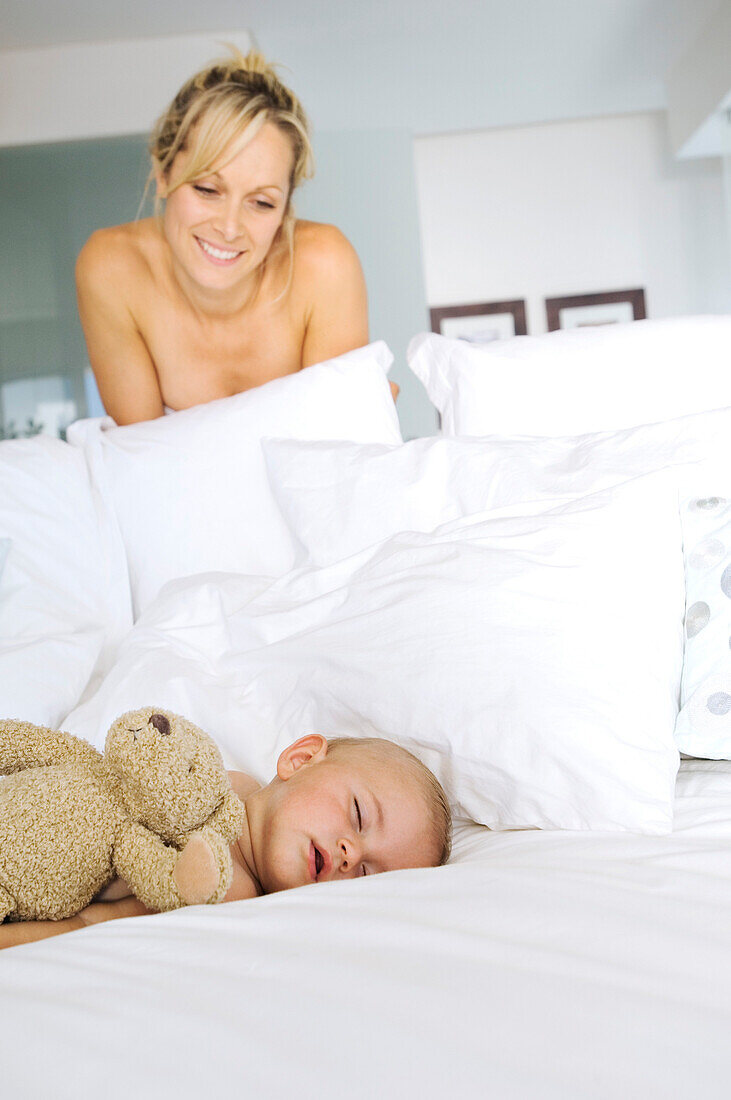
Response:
[198,238,241,261]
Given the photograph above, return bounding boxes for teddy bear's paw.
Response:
[0,884,15,923]
[173,834,221,905]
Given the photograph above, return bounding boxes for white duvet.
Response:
[1,761,731,1099]
[3,564,731,1099]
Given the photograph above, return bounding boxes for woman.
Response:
[76,49,380,426]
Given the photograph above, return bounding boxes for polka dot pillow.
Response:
[676,493,731,758]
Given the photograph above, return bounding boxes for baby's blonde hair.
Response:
[148,47,314,288]
[326,737,452,866]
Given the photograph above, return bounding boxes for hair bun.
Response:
[194,47,295,112]
[234,48,273,76]
[149,42,312,192]
[216,46,281,85]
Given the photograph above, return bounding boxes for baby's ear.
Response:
[277,734,328,781]
[204,790,247,842]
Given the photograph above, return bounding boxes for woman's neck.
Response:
[170,256,263,321]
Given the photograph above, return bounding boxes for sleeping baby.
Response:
[0,731,452,949]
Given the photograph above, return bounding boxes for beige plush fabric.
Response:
[0,707,246,921]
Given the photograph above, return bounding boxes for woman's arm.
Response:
[0,896,152,951]
[76,229,165,425]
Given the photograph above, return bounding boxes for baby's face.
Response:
[249,751,437,894]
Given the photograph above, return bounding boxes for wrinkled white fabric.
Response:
[263,405,731,568]
[0,436,131,724]
[65,473,685,833]
[676,488,731,758]
[67,342,401,616]
[3,760,731,1100]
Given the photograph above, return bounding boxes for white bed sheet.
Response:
[2,760,731,1099]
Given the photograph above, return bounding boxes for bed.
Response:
[2,317,731,1098]
[1,763,731,1097]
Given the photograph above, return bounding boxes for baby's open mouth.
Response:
[309,841,329,882]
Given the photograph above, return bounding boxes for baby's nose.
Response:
[337,838,361,876]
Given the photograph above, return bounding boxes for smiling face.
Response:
[158,120,294,297]
[245,736,440,894]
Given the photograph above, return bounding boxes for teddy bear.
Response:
[0,706,247,922]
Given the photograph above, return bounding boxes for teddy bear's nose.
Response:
[149,713,171,736]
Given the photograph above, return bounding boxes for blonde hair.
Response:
[326,737,453,866]
[148,47,314,291]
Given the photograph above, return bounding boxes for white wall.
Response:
[5,1,720,138]
[0,30,252,146]
[414,111,731,333]
[253,0,720,135]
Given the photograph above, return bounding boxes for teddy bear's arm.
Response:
[113,823,234,912]
[0,720,103,775]
[0,883,15,923]
[204,789,247,842]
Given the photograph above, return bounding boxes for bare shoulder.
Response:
[227,770,261,801]
[293,220,363,280]
[292,221,369,365]
[75,219,158,290]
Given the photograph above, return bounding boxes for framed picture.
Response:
[545,288,646,332]
[430,299,527,343]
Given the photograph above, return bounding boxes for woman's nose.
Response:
[216,199,244,242]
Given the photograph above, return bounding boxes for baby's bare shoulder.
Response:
[227,770,261,801]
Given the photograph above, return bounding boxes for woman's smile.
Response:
[194,235,246,266]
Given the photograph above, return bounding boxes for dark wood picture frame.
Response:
[430,299,527,341]
[545,288,646,332]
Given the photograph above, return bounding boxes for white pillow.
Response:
[65,473,685,834]
[409,316,731,436]
[675,492,731,758]
[263,406,731,568]
[67,342,401,616]
[0,537,9,580]
[0,437,129,726]
[1,630,106,728]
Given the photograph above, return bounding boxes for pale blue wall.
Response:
[0,136,148,433]
[296,128,436,439]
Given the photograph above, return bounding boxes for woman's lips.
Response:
[194,236,244,266]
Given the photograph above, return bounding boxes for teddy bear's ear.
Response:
[204,789,247,842]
